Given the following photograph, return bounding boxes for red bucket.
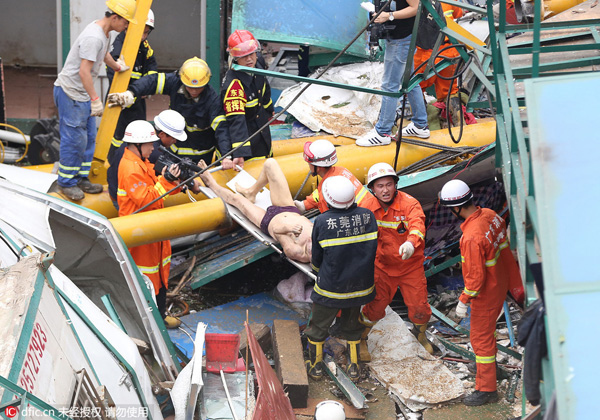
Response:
[205,333,241,373]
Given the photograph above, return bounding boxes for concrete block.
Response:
[272,319,308,408]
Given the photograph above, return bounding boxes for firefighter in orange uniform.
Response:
[294,139,373,214]
[359,163,433,360]
[117,120,183,329]
[440,179,522,406]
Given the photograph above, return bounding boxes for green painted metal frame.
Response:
[0,376,73,420]
[487,0,600,416]
[205,0,222,91]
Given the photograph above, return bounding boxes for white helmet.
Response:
[322,176,355,210]
[440,179,473,207]
[146,9,155,28]
[303,140,337,167]
[154,109,187,141]
[367,162,399,187]
[123,120,159,144]
[314,400,345,420]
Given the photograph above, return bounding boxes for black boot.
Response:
[463,390,499,406]
[305,339,324,380]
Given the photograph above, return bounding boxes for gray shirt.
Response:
[55,21,109,102]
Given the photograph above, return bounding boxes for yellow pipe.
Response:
[272,134,355,156]
[50,121,496,225]
[543,0,585,18]
[91,0,153,177]
[109,198,229,248]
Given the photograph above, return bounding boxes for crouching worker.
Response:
[117,120,183,329]
[305,176,378,382]
[360,163,433,360]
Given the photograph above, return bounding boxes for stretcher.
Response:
[199,169,316,281]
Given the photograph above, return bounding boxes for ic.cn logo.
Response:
[5,406,17,418]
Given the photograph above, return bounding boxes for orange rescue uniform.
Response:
[414,3,463,101]
[459,207,521,392]
[360,191,431,326]
[117,147,180,295]
[302,166,372,213]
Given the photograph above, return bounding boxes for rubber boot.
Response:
[305,338,324,380]
[346,340,360,382]
[463,390,499,406]
[359,327,372,362]
[413,323,434,354]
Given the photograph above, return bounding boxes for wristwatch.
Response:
[388,12,395,21]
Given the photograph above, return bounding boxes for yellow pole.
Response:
[109,198,230,248]
[90,0,154,185]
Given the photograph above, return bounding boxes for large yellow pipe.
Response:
[50,121,496,225]
[109,198,229,248]
[272,134,355,156]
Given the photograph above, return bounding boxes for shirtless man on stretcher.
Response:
[198,159,313,263]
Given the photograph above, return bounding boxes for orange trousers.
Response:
[414,46,460,101]
[471,303,504,392]
[362,265,431,325]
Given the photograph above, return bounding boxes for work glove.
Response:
[398,241,415,260]
[115,56,130,72]
[294,200,306,213]
[456,301,469,318]
[107,91,135,109]
[90,97,104,117]
[361,2,375,12]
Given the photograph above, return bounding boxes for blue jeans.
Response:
[375,36,428,136]
[53,85,96,188]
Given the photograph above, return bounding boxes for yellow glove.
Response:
[90,97,104,117]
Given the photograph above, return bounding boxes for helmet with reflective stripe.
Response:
[106,0,137,23]
[179,57,211,88]
[440,179,473,207]
[367,162,398,188]
[322,176,355,210]
[303,140,337,167]
[227,29,259,58]
[314,400,346,420]
[123,120,159,144]
[154,110,187,141]
[146,9,155,28]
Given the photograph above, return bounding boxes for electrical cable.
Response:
[133,1,393,214]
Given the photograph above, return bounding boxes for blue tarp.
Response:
[232,0,369,58]
[168,292,307,358]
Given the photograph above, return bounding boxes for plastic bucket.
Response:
[205,333,241,373]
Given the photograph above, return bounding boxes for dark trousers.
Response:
[305,303,364,342]
[157,285,167,319]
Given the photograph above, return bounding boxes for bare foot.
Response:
[235,182,257,203]
[197,160,213,187]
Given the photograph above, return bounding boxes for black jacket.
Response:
[129,72,230,164]
[311,204,378,308]
[517,299,547,406]
[106,31,158,143]
[220,61,273,160]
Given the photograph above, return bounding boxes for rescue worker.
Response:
[54,0,135,201]
[117,120,183,329]
[440,179,522,406]
[294,139,372,214]
[360,163,433,360]
[107,109,192,209]
[221,29,274,169]
[108,57,230,165]
[106,9,158,164]
[305,176,378,382]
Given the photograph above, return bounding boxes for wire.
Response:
[132,1,393,215]
[0,123,30,163]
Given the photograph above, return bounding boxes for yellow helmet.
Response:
[106,0,137,24]
[179,57,211,88]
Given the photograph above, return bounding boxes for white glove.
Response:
[361,2,375,13]
[90,97,104,117]
[456,301,469,318]
[115,56,130,72]
[294,200,306,213]
[107,91,135,109]
[398,241,415,260]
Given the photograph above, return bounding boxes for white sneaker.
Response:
[356,129,392,147]
[401,122,431,139]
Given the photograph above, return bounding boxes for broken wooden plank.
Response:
[238,323,271,364]
[272,319,308,408]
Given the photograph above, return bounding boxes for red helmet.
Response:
[227,29,259,58]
